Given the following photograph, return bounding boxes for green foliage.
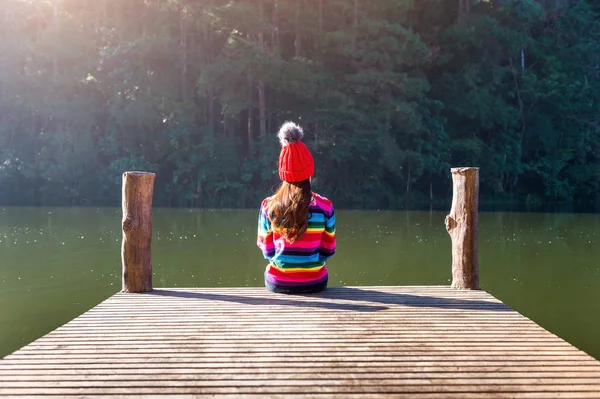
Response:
[0,0,598,208]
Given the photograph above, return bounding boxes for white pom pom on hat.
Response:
[277,121,305,147]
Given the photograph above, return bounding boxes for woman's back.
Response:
[258,191,336,269]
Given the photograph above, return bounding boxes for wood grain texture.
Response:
[121,171,155,293]
[445,167,480,290]
[1,286,599,398]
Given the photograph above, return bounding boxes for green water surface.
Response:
[1,207,599,359]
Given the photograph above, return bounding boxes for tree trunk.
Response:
[316,0,323,51]
[510,56,526,152]
[257,0,267,137]
[94,0,108,52]
[93,0,100,34]
[430,177,433,202]
[246,20,254,147]
[272,0,280,55]
[203,5,215,131]
[352,0,358,51]
[247,74,253,156]
[406,164,411,196]
[294,0,301,57]
[53,1,59,77]
[179,0,188,101]
[458,0,471,24]
[208,87,215,131]
[459,0,469,24]
[122,172,155,293]
[445,167,480,290]
[318,0,323,34]
[258,82,266,137]
[258,0,265,48]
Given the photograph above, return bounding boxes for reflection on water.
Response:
[0,207,599,359]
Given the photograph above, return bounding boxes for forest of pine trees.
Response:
[0,0,599,209]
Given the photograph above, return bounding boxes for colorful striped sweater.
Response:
[257,193,336,287]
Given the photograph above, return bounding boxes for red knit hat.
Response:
[277,122,314,183]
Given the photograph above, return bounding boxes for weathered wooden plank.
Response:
[105,285,486,291]
[6,343,587,359]
[26,342,562,353]
[22,341,569,349]
[86,308,510,315]
[1,374,599,383]
[1,366,599,375]
[3,394,600,399]
[66,315,530,321]
[2,383,600,395]
[97,297,503,303]
[57,318,538,323]
[3,355,595,364]
[40,333,559,341]
[46,312,539,318]
[2,378,600,388]
[1,369,599,378]
[51,325,545,331]
[53,327,545,333]
[2,360,599,371]
[96,299,505,304]
[21,343,574,351]
[19,333,563,341]
[18,336,572,344]
[77,311,513,316]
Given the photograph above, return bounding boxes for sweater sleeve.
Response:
[256,201,275,261]
[319,207,336,262]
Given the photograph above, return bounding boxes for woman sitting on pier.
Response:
[257,122,336,294]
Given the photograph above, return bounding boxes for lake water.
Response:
[1,207,599,360]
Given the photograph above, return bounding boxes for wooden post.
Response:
[445,167,480,290]
[122,171,155,293]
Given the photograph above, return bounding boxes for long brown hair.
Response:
[268,179,312,243]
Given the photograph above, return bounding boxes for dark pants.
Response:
[265,275,328,295]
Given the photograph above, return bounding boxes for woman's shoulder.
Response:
[260,196,274,210]
[312,192,334,212]
[260,195,274,212]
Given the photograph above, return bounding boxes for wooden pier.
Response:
[2,286,600,398]
[1,169,600,397]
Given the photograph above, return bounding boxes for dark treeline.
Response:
[0,0,599,209]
